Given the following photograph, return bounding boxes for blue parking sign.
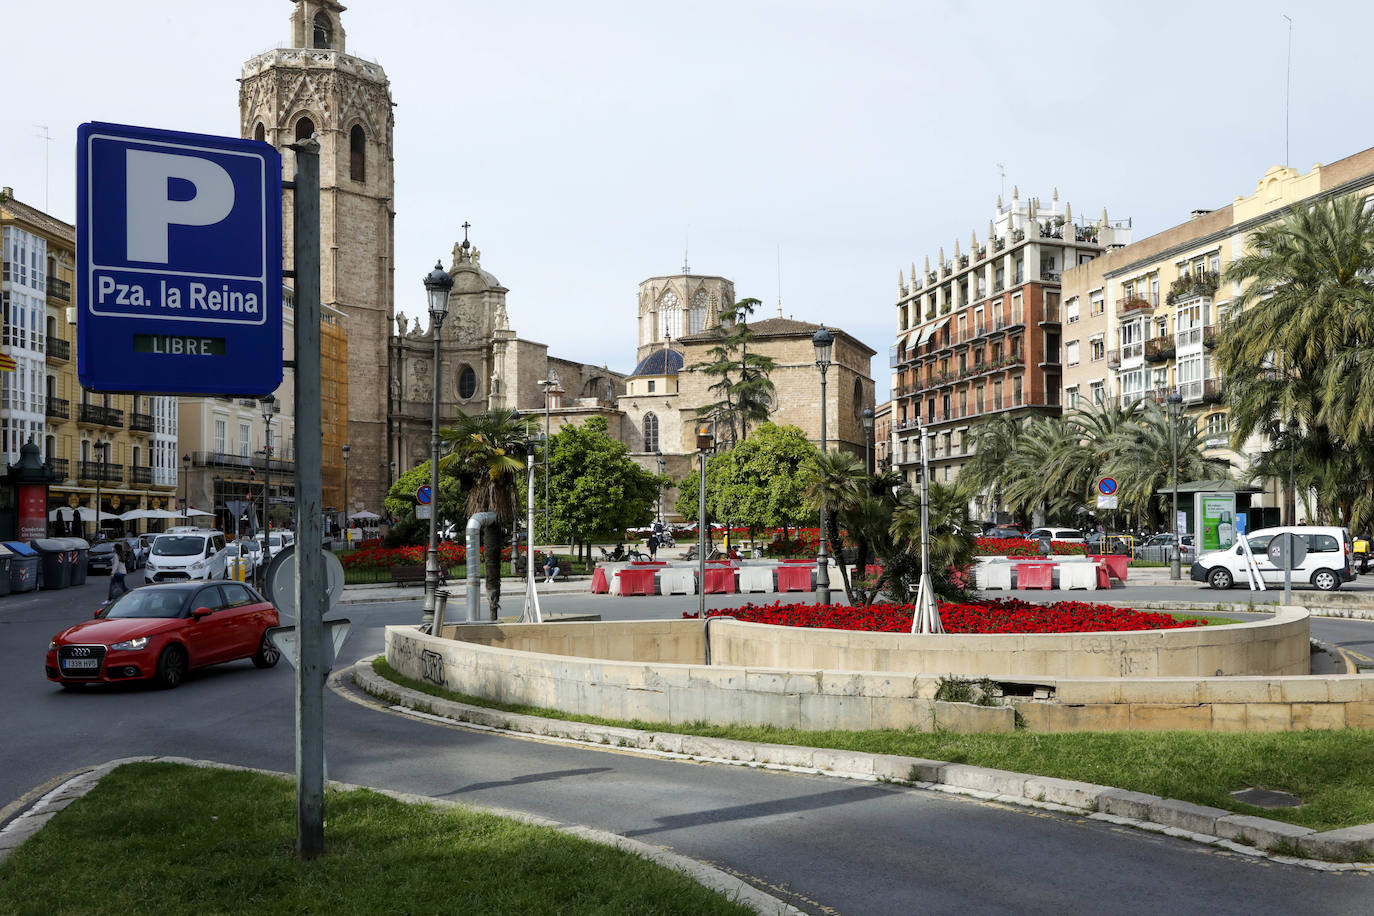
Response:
[77,121,283,395]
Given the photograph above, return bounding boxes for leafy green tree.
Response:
[701,423,815,541]
[543,416,659,561]
[439,409,526,619]
[691,298,777,446]
[382,461,468,546]
[1217,192,1374,527]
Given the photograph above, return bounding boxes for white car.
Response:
[1026,527,1086,545]
[145,528,230,582]
[1190,525,1355,591]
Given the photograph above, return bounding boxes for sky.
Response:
[5,0,1373,401]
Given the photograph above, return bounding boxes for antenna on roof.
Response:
[683,229,690,276]
[996,162,1006,207]
[1282,14,1293,167]
[776,245,783,318]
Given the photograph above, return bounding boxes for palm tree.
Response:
[801,449,864,604]
[888,478,977,601]
[439,409,526,619]
[960,414,1023,522]
[1101,402,1231,527]
[1217,192,1374,526]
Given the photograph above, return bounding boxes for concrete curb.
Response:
[352,659,1374,870]
[0,756,801,916]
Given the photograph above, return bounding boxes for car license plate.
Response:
[62,658,100,669]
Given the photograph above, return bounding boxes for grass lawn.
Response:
[1170,612,1244,626]
[0,762,751,916]
[371,659,1374,833]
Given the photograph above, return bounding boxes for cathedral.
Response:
[240,1,875,520]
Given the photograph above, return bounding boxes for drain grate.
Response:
[1231,787,1303,808]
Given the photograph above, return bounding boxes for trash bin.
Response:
[67,537,91,585]
[0,544,12,597]
[3,542,39,593]
[30,538,75,590]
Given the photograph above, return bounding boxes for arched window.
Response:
[295,117,315,142]
[254,123,266,143]
[657,290,681,340]
[853,378,863,419]
[312,12,333,48]
[349,125,365,181]
[44,435,55,462]
[643,413,659,453]
[458,366,477,399]
[689,290,708,335]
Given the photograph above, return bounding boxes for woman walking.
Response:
[107,543,129,602]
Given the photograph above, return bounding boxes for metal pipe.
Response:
[465,511,497,622]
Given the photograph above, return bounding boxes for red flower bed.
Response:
[685,598,1199,634]
[976,537,1087,557]
[341,542,515,570]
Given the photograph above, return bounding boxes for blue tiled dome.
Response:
[629,348,684,378]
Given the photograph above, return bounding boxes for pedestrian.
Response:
[647,531,659,560]
[108,543,129,602]
[544,552,560,583]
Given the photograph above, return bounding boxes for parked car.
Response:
[224,541,262,575]
[122,535,148,569]
[1190,526,1355,591]
[1134,533,1196,563]
[1026,527,1086,545]
[983,526,1024,540]
[86,541,118,575]
[45,581,281,689]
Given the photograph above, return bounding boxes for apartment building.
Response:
[890,189,1131,516]
[1059,148,1374,519]
[0,188,179,535]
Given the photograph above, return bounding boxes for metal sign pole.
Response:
[290,138,326,860]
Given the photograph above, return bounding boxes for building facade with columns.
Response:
[889,189,1131,517]
[239,0,388,517]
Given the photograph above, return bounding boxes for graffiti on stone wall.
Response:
[420,649,447,687]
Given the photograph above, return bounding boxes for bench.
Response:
[389,566,444,587]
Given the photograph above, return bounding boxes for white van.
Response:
[146,528,230,582]
[1190,525,1355,591]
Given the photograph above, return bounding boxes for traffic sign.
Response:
[1267,532,1308,570]
[76,121,283,395]
[415,484,433,505]
[1098,477,1118,496]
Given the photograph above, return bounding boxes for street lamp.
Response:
[1287,417,1300,526]
[1168,391,1183,580]
[537,371,557,541]
[342,443,351,546]
[655,450,665,524]
[696,419,715,617]
[181,453,190,518]
[812,325,834,605]
[520,419,544,624]
[94,440,110,541]
[260,397,276,583]
[422,259,453,630]
[862,407,875,475]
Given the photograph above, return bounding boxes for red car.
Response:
[46,581,281,690]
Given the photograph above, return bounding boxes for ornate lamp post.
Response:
[696,419,715,617]
[862,407,874,475]
[94,439,110,540]
[655,450,665,524]
[422,259,453,630]
[260,397,276,584]
[537,371,557,540]
[1168,390,1183,580]
[342,442,351,546]
[180,453,190,518]
[812,325,833,605]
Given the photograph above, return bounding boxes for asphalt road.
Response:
[3,575,1372,914]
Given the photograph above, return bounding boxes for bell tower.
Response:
[240,0,396,517]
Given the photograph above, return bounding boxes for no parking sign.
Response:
[1096,476,1118,509]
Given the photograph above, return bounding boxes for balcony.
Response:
[47,337,71,361]
[1143,337,1176,363]
[78,404,125,427]
[46,276,71,301]
[1119,342,1144,363]
[1107,351,1121,369]
[1115,292,1158,317]
[1167,271,1220,305]
[1201,377,1224,405]
[1041,269,1062,282]
[129,412,155,433]
[130,466,154,485]
[48,457,69,479]
[78,461,124,482]
[192,450,294,474]
[1202,325,1218,349]
[45,397,70,420]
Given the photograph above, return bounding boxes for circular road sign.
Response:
[415,484,433,505]
[265,545,346,617]
[1098,477,1118,496]
[1266,532,1308,570]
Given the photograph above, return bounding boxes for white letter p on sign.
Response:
[125,150,234,264]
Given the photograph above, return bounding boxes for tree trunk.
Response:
[826,515,854,605]
[485,521,503,620]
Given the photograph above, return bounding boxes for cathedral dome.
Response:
[628,348,683,378]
